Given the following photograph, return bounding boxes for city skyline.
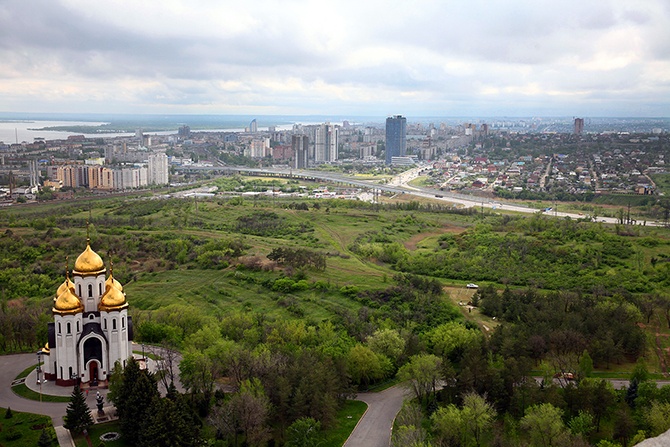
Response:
[1,1,669,117]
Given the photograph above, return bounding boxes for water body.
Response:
[0,120,113,144]
[0,116,349,144]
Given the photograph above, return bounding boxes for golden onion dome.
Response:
[99,284,127,312]
[73,242,105,276]
[41,342,50,354]
[53,288,84,315]
[56,277,76,297]
[105,274,123,292]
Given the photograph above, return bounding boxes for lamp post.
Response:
[71,372,78,390]
[36,351,42,403]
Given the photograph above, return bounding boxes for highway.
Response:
[195,165,665,227]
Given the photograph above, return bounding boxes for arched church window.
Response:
[112,319,117,330]
[58,322,61,334]
[68,366,72,380]
[122,317,125,328]
[77,321,80,332]
[67,322,71,334]
[104,318,107,329]
[88,284,93,298]
[99,283,102,295]
[89,314,94,320]
[78,284,82,296]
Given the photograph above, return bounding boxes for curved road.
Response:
[0,353,69,425]
[344,385,410,447]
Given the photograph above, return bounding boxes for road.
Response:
[213,166,665,227]
[344,385,410,447]
[0,353,69,425]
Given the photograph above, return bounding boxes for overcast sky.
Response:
[1,0,669,118]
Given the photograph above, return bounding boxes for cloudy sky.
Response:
[1,0,669,117]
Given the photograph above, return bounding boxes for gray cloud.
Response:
[0,0,668,116]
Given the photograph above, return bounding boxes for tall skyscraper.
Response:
[314,123,338,163]
[385,115,407,165]
[292,135,309,169]
[249,119,258,133]
[574,118,584,135]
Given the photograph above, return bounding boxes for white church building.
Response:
[41,239,133,386]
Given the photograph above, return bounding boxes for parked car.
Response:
[466,283,479,289]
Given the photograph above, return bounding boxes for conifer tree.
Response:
[37,428,52,447]
[64,386,94,435]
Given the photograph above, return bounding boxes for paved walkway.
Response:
[0,346,157,447]
[344,385,410,447]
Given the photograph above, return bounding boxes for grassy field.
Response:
[0,407,54,446]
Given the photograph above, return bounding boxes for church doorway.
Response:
[89,361,99,385]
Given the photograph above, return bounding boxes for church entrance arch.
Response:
[82,336,104,384]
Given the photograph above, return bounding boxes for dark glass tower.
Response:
[385,115,407,165]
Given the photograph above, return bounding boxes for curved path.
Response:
[344,385,410,447]
[0,353,70,425]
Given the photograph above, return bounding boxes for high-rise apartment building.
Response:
[574,118,584,135]
[385,115,407,165]
[148,152,169,185]
[249,119,258,133]
[292,135,309,169]
[314,123,338,163]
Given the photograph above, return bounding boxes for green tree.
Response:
[397,353,442,408]
[347,344,393,388]
[367,328,405,364]
[461,392,496,447]
[63,386,94,436]
[520,403,569,447]
[578,350,593,380]
[431,404,463,446]
[393,402,428,447]
[38,428,53,447]
[568,410,594,437]
[285,417,323,447]
[212,378,272,447]
[108,358,161,442]
[426,322,481,361]
[645,401,670,437]
[179,348,215,405]
[142,392,202,447]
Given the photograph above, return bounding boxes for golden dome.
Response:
[56,277,75,297]
[105,273,123,292]
[73,242,105,276]
[99,284,127,312]
[53,288,84,315]
[41,342,50,354]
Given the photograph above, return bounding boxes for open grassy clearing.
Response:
[0,407,54,446]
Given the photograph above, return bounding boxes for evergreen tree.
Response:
[64,386,94,435]
[37,428,52,447]
[120,370,160,442]
[142,393,202,447]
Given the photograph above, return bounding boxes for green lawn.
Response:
[321,400,368,447]
[0,407,54,447]
[73,421,127,447]
[11,383,71,403]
